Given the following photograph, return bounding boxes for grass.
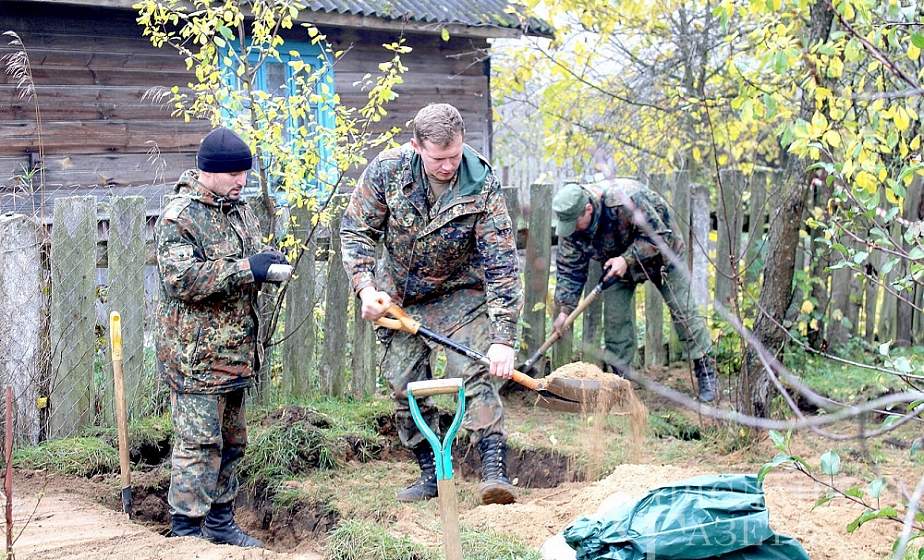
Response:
[279,460,415,518]
[461,528,541,560]
[83,413,173,457]
[326,519,540,560]
[240,415,341,489]
[13,436,118,476]
[787,345,912,402]
[327,519,437,560]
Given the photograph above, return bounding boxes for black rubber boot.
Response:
[201,502,263,548]
[170,514,203,537]
[477,435,516,505]
[694,355,718,403]
[397,443,438,502]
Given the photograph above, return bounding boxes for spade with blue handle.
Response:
[407,378,466,560]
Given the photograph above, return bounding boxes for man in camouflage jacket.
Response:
[155,127,287,546]
[341,104,522,505]
[551,179,718,402]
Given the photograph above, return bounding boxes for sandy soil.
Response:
[461,464,899,558]
[9,474,323,560]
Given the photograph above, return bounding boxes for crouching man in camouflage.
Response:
[551,180,719,402]
[340,103,523,505]
[155,127,288,546]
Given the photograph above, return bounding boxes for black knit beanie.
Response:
[197,127,253,173]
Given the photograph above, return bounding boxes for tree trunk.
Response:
[738,0,834,417]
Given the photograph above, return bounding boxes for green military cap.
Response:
[552,183,589,237]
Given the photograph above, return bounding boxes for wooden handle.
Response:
[408,378,463,398]
[374,304,420,334]
[528,283,605,366]
[110,312,130,490]
[437,479,463,560]
[511,370,541,391]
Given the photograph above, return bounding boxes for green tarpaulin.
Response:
[563,474,809,560]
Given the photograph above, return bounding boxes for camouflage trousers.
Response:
[168,388,247,518]
[381,312,505,448]
[602,263,712,369]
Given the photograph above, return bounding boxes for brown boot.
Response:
[477,435,516,505]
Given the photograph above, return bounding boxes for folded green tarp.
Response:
[563,474,809,560]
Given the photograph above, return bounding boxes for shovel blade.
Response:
[544,377,605,404]
[121,486,134,518]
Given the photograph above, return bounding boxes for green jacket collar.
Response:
[410,144,491,199]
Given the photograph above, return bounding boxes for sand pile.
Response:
[461,465,896,558]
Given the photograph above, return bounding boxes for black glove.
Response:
[248,251,288,283]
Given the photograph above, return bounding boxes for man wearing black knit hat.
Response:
[154,127,287,547]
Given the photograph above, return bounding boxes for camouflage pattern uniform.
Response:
[554,178,712,369]
[155,169,266,518]
[340,143,522,447]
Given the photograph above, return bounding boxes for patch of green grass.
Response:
[788,346,909,402]
[241,417,341,489]
[13,437,118,476]
[128,413,173,448]
[326,520,540,560]
[461,528,541,560]
[327,519,437,560]
[82,413,173,460]
[648,412,702,441]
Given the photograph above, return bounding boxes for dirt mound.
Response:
[461,463,897,558]
[260,406,333,429]
[9,480,324,559]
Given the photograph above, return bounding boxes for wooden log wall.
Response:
[1,3,496,217]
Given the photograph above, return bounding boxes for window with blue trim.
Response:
[221,40,337,204]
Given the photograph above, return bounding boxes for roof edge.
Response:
[13,0,552,39]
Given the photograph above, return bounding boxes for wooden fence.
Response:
[2,174,923,442]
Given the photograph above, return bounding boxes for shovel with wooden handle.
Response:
[374,304,598,405]
[407,378,465,560]
[518,274,619,376]
[109,311,133,518]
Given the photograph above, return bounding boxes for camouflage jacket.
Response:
[554,178,684,313]
[340,143,522,347]
[154,170,267,394]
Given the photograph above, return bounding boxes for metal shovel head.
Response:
[121,486,134,518]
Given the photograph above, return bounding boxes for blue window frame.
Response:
[221,40,337,203]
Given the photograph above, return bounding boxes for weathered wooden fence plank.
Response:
[49,196,97,437]
[0,214,42,443]
[283,206,317,398]
[864,250,881,343]
[501,185,521,231]
[896,177,923,346]
[580,260,604,365]
[351,298,376,399]
[690,183,711,310]
[523,183,552,373]
[645,174,667,367]
[668,172,692,363]
[322,206,350,396]
[106,196,146,421]
[716,170,743,313]
[745,171,768,282]
[551,321,573,371]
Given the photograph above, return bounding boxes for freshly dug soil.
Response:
[461,463,899,559]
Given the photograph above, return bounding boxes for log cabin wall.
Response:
[0,1,493,217]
